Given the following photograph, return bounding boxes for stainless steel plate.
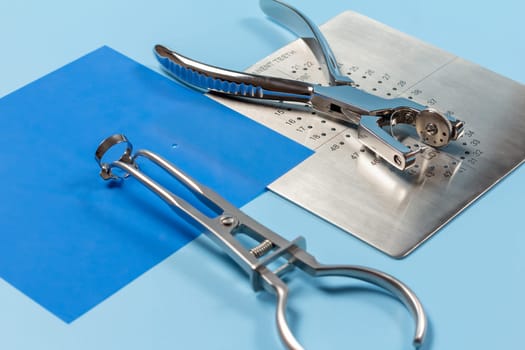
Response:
[212,11,525,257]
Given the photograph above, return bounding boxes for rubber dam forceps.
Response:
[154,0,465,171]
[95,134,427,349]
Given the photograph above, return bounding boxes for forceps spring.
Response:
[95,134,427,349]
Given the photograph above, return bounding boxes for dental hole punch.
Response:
[154,0,464,171]
[95,134,427,349]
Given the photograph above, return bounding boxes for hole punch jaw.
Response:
[415,109,454,148]
[358,115,418,170]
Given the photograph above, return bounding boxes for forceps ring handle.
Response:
[261,261,427,349]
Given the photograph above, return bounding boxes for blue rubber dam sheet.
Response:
[0,46,312,322]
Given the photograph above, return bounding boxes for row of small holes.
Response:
[346,73,408,98]
[291,67,323,73]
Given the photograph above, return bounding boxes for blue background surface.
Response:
[0,1,523,349]
[0,46,311,322]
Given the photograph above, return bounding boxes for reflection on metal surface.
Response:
[95,133,427,349]
[154,0,464,171]
[212,11,525,257]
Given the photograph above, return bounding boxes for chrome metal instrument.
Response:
[210,10,525,258]
[154,0,464,171]
[95,134,427,350]
[151,0,524,257]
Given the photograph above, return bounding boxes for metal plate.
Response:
[212,11,525,257]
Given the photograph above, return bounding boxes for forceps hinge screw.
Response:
[219,215,237,226]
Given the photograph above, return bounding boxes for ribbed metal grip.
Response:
[154,45,314,102]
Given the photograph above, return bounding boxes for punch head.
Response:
[94,134,135,180]
[415,109,454,148]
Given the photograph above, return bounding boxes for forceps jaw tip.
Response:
[94,134,136,181]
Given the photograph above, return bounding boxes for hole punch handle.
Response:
[154,45,314,103]
[260,0,353,86]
